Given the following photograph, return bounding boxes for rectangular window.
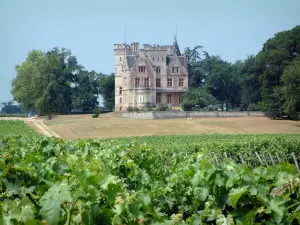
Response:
[172,67,179,73]
[119,87,122,95]
[134,78,140,87]
[167,94,172,104]
[156,67,161,75]
[120,97,122,103]
[179,78,184,87]
[156,78,161,87]
[167,78,172,87]
[138,95,146,103]
[179,94,183,103]
[120,106,122,111]
[144,78,149,87]
[156,93,161,104]
[139,66,145,73]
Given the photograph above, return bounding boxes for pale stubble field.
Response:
[42,112,300,139]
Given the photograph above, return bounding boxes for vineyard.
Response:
[1,129,300,224]
[0,120,38,137]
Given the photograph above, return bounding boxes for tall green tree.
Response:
[0,101,23,114]
[98,73,115,110]
[258,25,300,117]
[204,54,241,111]
[280,58,300,119]
[72,70,100,112]
[186,46,206,88]
[12,48,91,119]
[239,55,263,110]
[11,50,45,110]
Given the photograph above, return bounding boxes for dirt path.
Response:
[25,117,61,138]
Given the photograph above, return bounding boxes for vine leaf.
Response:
[228,186,248,208]
[268,198,286,224]
[39,183,72,225]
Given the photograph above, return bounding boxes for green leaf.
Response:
[128,202,140,217]
[39,183,72,225]
[21,205,35,222]
[216,214,234,225]
[24,219,43,225]
[194,187,209,201]
[141,193,151,205]
[236,210,255,225]
[107,183,121,204]
[228,186,247,208]
[268,198,286,224]
[191,171,202,186]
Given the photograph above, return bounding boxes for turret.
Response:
[131,42,139,55]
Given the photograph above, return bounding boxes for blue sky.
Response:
[0,0,299,104]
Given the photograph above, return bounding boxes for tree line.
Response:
[184,25,300,119]
[11,48,115,119]
[11,25,300,119]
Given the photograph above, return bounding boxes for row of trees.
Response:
[11,48,115,119]
[183,25,300,119]
[11,26,299,119]
[0,101,23,114]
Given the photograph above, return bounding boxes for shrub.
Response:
[206,106,219,111]
[127,106,140,112]
[182,101,193,111]
[247,103,261,111]
[154,104,169,111]
[92,108,100,118]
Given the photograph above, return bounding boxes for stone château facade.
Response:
[114,39,189,111]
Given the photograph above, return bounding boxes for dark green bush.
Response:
[126,106,140,112]
[154,104,169,111]
[247,103,261,111]
[92,108,100,118]
[182,101,193,111]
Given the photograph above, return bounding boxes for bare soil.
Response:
[41,113,300,140]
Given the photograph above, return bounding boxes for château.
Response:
[114,39,189,111]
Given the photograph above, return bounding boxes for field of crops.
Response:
[1,132,300,224]
[0,120,38,137]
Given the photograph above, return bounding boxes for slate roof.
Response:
[127,55,136,67]
[166,56,173,65]
[166,55,185,66]
[178,56,185,66]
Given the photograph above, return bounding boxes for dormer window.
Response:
[139,66,146,73]
[156,67,161,75]
[172,67,179,73]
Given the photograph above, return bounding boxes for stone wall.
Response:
[123,111,266,119]
[123,111,154,119]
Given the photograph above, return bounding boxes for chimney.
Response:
[131,42,139,54]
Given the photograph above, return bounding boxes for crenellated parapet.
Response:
[143,44,171,51]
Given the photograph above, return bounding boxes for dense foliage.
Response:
[1,133,300,224]
[0,101,24,114]
[0,120,37,137]
[185,25,300,118]
[98,73,115,111]
[11,48,114,118]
